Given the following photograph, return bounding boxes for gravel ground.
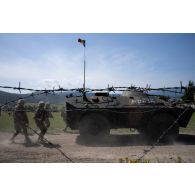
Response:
[1,130,195,163]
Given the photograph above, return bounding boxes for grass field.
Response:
[0,111,195,133]
[0,112,66,133]
[180,112,195,133]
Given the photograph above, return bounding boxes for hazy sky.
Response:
[0,33,194,92]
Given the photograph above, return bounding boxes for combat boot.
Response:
[36,134,45,144]
[10,137,15,144]
[24,135,32,144]
[10,132,18,143]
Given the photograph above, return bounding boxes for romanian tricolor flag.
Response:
[78,38,86,47]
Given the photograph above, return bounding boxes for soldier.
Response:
[44,103,53,128]
[10,99,31,143]
[34,101,47,143]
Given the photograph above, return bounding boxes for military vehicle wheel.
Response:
[137,128,146,134]
[79,113,110,137]
[147,113,179,142]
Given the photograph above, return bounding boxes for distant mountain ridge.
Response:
[0,90,68,105]
[0,89,184,106]
[147,90,183,99]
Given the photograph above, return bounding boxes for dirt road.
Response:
[1,130,195,163]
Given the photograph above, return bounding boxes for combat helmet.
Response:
[17,99,25,106]
[38,101,45,108]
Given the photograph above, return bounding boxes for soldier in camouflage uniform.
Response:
[44,103,53,128]
[34,101,47,143]
[10,99,31,143]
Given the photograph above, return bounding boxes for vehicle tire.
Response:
[79,113,110,138]
[137,128,146,134]
[147,112,179,143]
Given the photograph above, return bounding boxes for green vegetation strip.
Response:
[0,112,66,132]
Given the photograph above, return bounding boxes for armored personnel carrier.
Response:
[64,89,194,141]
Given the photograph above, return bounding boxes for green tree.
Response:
[182,80,195,102]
